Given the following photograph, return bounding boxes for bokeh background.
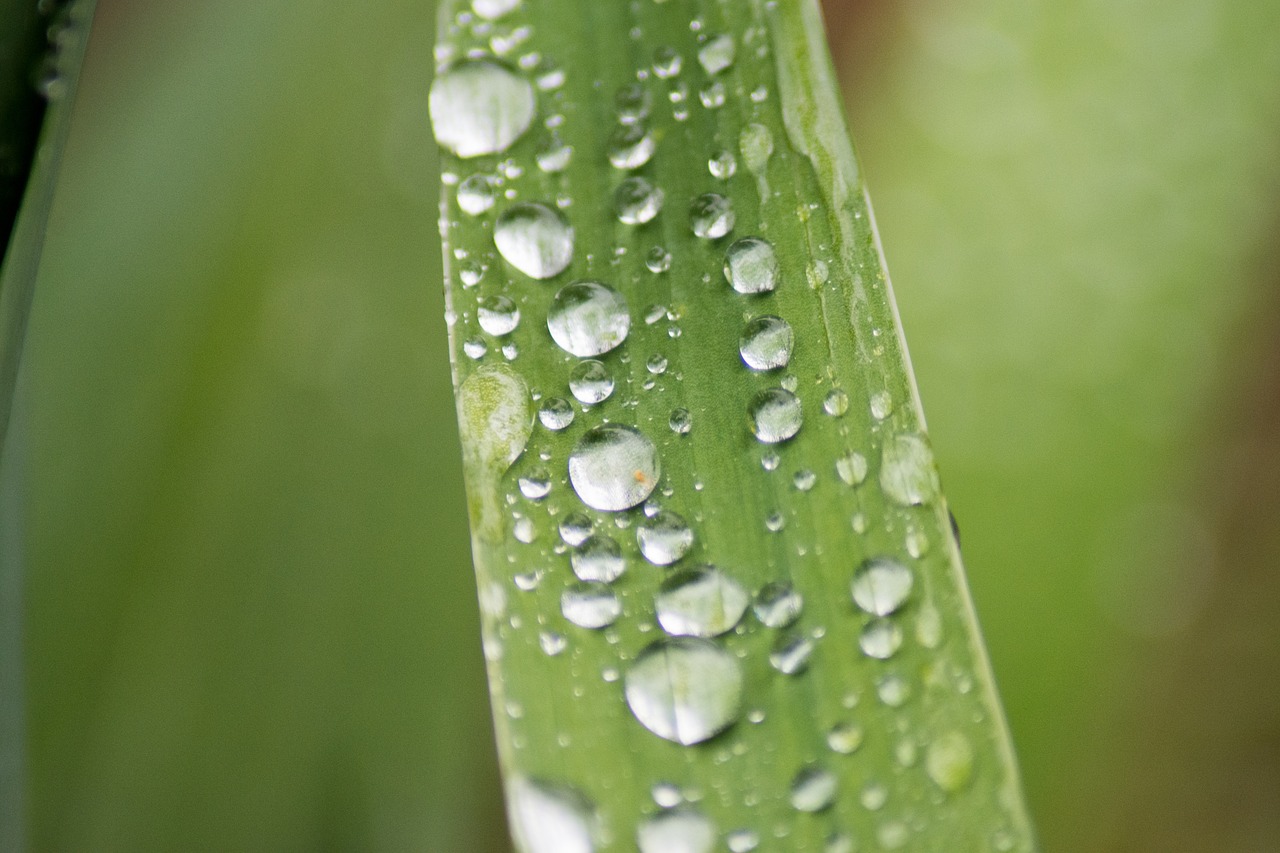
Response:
[14,0,1280,850]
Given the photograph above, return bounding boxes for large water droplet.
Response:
[477,294,520,336]
[789,766,838,813]
[569,359,614,404]
[561,582,622,629]
[571,534,625,583]
[518,468,551,499]
[538,396,575,430]
[637,806,716,853]
[851,557,913,616]
[689,193,734,239]
[508,777,597,853]
[637,510,694,565]
[859,618,903,659]
[548,281,631,357]
[697,34,736,75]
[724,237,778,294]
[568,424,660,511]
[429,59,535,158]
[494,202,574,279]
[739,315,792,370]
[615,177,665,225]
[608,124,656,169]
[925,731,975,792]
[655,566,749,637]
[880,433,940,506]
[624,637,744,745]
[753,581,803,628]
[748,388,803,443]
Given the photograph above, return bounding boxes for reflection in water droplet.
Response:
[477,294,520,336]
[753,581,803,628]
[429,59,535,158]
[669,408,692,434]
[656,566,749,637]
[637,806,716,853]
[548,281,631,357]
[724,237,777,294]
[615,82,652,125]
[697,34,736,75]
[827,721,864,754]
[494,202,575,279]
[739,316,792,371]
[571,534,626,583]
[561,582,622,629]
[625,637,744,745]
[859,618,903,660]
[646,246,673,273]
[653,46,683,78]
[726,828,760,852]
[569,359,614,404]
[879,433,940,506]
[699,80,726,109]
[508,777,596,853]
[823,388,849,417]
[709,150,737,179]
[748,388,803,443]
[608,124,656,169]
[637,510,694,565]
[769,631,814,675]
[793,469,816,491]
[540,631,567,656]
[518,469,551,499]
[463,337,487,360]
[472,0,521,21]
[569,424,660,511]
[825,832,855,853]
[536,135,573,172]
[646,353,668,375]
[690,193,735,239]
[926,731,975,792]
[851,557,913,616]
[615,177,665,225]
[836,452,867,486]
[457,173,496,215]
[558,512,592,546]
[539,396,575,430]
[789,766,838,813]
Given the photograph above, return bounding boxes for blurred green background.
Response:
[13,0,1280,850]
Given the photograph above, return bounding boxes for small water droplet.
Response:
[697,34,736,75]
[608,124,657,169]
[761,451,780,471]
[835,452,867,486]
[615,177,665,225]
[860,782,888,811]
[827,721,864,754]
[561,582,622,629]
[513,516,536,543]
[637,510,694,565]
[646,353,668,375]
[769,631,815,675]
[699,80,726,109]
[753,581,803,628]
[457,173,496,215]
[916,604,942,649]
[558,512,593,546]
[514,570,542,591]
[615,82,652,125]
[823,389,849,417]
[637,805,716,853]
[749,85,768,103]
[569,359,615,404]
[764,511,785,532]
[536,135,573,172]
[859,619,904,660]
[689,193,735,239]
[789,766,838,813]
[793,469,816,491]
[624,637,744,745]
[879,433,940,506]
[925,731,974,792]
[895,738,918,767]
[807,260,830,288]
[429,58,535,158]
[656,566,749,637]
[539,396,575,430]
[824,832,855,853]
[739,123,774,173]
[540,631,567,656]
[651,781,683,808]
[851,557,913,616]
[463,337,488,360]
[877,821,909,850]
[548,281,631,357]
[669,408,693,434]
[709,150,737,179]
[471,0,521,20]
[568,424,660,511]
[876,674,910,707]
[723,237,778,293]
[571,534,626,582]
[518,469,551,499]
[645,246,673,273]
[477,294,520,336]
[748,388,803,443]
[726,828,760,852]
[870,391,894,420]
[653,46,683,78]
[508,778,597,853]
[739,315,793,370]
[494,202,575,280]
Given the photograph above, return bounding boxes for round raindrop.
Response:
[709,150,737,179]
[568,424,660,511]
[690,193,734,239]
[477,294,520,336]
[457,173,496,215]
[637,805,715,853]
[548,281,630,357]
[571,534,625,583]
[569,359,614,404]
[429,59,535,158]
[655,566,749,637]
[645,246,673,273]
[835,452,867,486]
[851,557,913,616]
[624,636,744,745]
[615,177,665,225]
[727,829,760,852]
[669,408,692,434]
[748,388,803,443]
[827,721,864,755]
[615,82,652,125]
[538,396,575,430]
[472,0,521,20]
[859,618,903,660]
[518,469,551,500]
[558,512,593,546]
[653,46,683,79]
[753,581,803,628]
[769,631,814,675]
[789,766,838,813]
[723,237,778,294]
[636,510,694,565]
[536,135,573,172]
[608,124,656,169]
[739,315,792,370]
[508,777,597,853]
[925,731,975,793]
[823,388,849,416]
[494,202,575,280]
[561,583,622,629]
[697,34,736,75]
[880,433,940,506]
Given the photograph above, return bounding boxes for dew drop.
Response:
[753,581,803,628]
[459,260,485,288]
[859,618,903,660]
[748,388,803,443]
[669,408,692,434]
[561,582,622,629]
[823,388,849,417]
[571,534,626,583]
[540,631,567,656]
[655,566,749,637]
[709,150,737,179]
[877,821,910,850]
[608,124,656,169]
[764,512,785,533]
[615,82,652,125]
[548,281,631,357]
[471,0,521,20]
[769,631,814,675]
[825,832,855,853]
[615,177,665,225]
[697,34,736,75]
[538,396,575,430]
[653,46,683,78]
[637,510,694,565]
[726,828,760,852]
[793,469,816,491]
[569,359,614,404]
[508,777,597,853]
[827,721,864,755]
[739,123,774,174]
[698,80,726,109]
[851,557,913,616]
[761,451,780,471]
[689,193,735,239]
[463,337,488,360]
[739,315,793,371]
[494,202,575,279]
[513,516,536,543]
[789,766,838,813]
[558,512,593,546]
[860,782,888,811]
[429,59,535,158]
[568,424,660,511]
[518,469,551,499]
[879,433,940,506]
[723,237,778,294]
[477,294,520,336]
[925,731,975,793]
[876,674,910,707]
[624,637,744,745]
[651,781,683,808]
[645,246,673,273]
[457,173,496,215]
[870,391,894,420]
[536,135,573,172]
[646,353,668,375]
[637,805,716,853]
[835,452,867,486]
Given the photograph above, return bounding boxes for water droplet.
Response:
[750,85,768,103]
[539,396,575,430]
[769,631,814,675]
[825,832,855,853]
[494,202,575,280]
[615,177,665,225]
[916,604,942,649]
[879,433,940,506]
[637,805,716,853]
[536,135,573,172]
[697,34,736,75]
[689,193,735,239]
[645,246,673,273]
[860,782,888,811]
[877,821,910,850]
[739,315,793,370]
[608,124,656,169]
[569,359,615,404]
[508,777,597,853]
[739,123,774,173]
[870,391,894,420]
[558,512,593,546]
[876,674,910,707]
[753,582,803,628]
[726,828,760,852]
[823,389,849,417]
[709,150,737,179]
[835,452,867,486]
[471,0,521,20]
[827,721,864,754]
[895,738,918,767]
[698,80,726,109]
[625,637,743,745]
[615,82,652,125]
[764,512,785,533]
[571,534,626,583]
[761,451,780,471]
[646,353,668,375]
[723,237,778,294]
[748,388,803,443]
[859,619,903,660]
[655,566,749,637]
[793,469,816,491]
[925,731,974,792]
[561,583,622,629]
[513,516,536,543]
[568,424,660,511]
[548,281,631,357]
[518,469,551,499]
[851,557,913,616]
[850,512,867,534]
[463,337,488,360]
[789,766,838,813]
[651,781,683,808]
[457,173,496,215]
[540,631,567,656]
[429,59,535,158]
[477,294,520,336]
[637,510,694,565]
[653,46,683,78]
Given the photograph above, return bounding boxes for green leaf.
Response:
[432,0,1037,850]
